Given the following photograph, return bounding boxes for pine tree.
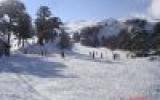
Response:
[0,0,28,56]
[80,26,100,47]
[17,13,33,47]
[59,30,72,49]
[35,6,62,45]
[73,32,80,42]
[153,22,160,50]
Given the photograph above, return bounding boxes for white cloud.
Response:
[148,0,160,19]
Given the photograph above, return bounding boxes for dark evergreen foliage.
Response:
[0,0,32,55]
[80,26,100,47]
[73,32,80,42]
[59,30,72,49]
[35,6,62,45]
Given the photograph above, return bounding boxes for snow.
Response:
[64,19,126,38]
[0,43,160,100]
[64,20,98,33]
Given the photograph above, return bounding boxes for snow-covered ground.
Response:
[0,43,160,100]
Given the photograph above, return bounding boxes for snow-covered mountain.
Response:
[64,20,98,33]
[65,18,156,49]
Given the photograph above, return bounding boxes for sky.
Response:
[1,0,160,22]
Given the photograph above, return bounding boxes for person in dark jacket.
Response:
[101,52,103,59]
[61,50,65,58]
[92,51,95,59]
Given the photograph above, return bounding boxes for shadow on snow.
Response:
[0,54,77,78]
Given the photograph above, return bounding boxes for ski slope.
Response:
[0,43,160,100]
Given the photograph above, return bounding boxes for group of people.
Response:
[113,53,120,60]
[41,48,138,61]
[89,51,104,60]
[41,50,134,61]
[89,51,121,60]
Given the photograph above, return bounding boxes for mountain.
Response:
[64,19,156,46]
[64,20,98,33]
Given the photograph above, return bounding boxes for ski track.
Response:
[0,44,160,100]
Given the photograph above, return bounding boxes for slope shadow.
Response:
[0,54,77,78]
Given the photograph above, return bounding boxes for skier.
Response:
[61,50,65,58]
[92,51,95,59]
[113,53,120,60]
[89,51,92,57]
[101,52,103,59]
[126,53,130,59]
[113,53,116,60]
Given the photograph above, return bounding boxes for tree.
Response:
[80,27,92,46]
[17,13,33,47]
[35,6,51,45]
[116,29,131,50]
[59,30,72,49]
[46,16,62,42]
[125,18,147,30]
[73,32,80,42]
[0,0,26,56]
[152,22,160,50]
[35,6,62,45]
[35,6,51,33]
[80,26,100,47]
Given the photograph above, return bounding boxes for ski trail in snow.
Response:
[0,56,52,100]
[0,43,160,100]
[9,67,52,100]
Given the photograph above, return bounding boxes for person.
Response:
[113,53,120,60]
[40,45,44,56]
[61,50,65,58]
[89,51,92,57]
[101,52,103,59]
[113,54,116,60]
[92,51,95,59]
[126,53,130,59]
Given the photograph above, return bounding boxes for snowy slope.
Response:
[0,43,160,100]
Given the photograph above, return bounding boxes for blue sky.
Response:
[22,0,151,22]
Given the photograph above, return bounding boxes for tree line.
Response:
[74,19,160,56]
[0,0,71,56]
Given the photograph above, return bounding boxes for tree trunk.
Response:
[22,39,25,47]
[6,18,13,56]
[7,31,11,56]
[18,37,22,47]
